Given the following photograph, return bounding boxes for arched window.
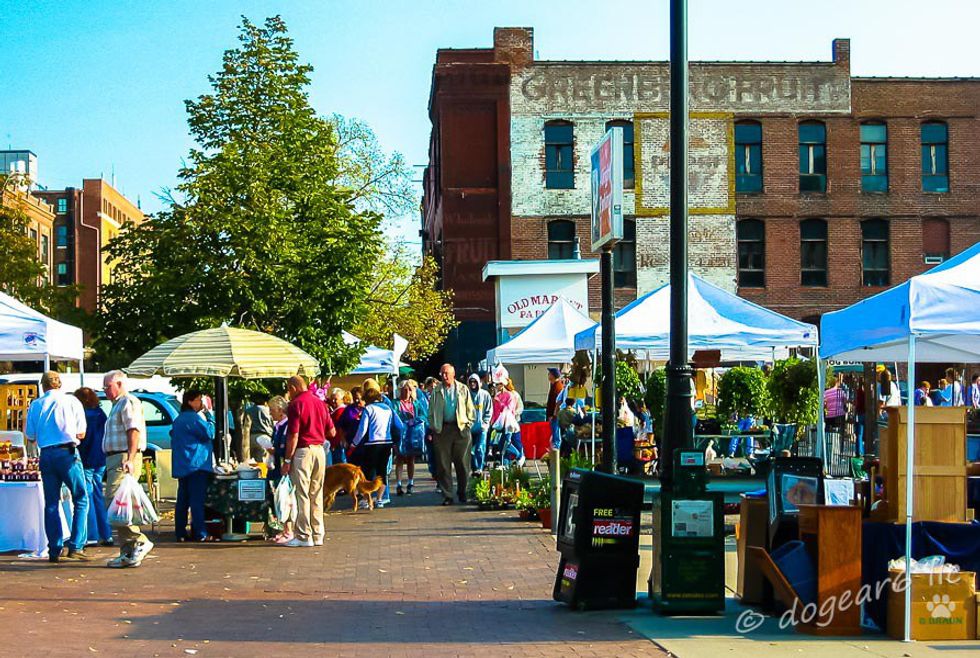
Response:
[735,120,763,193]
[799,121,827,192]
[922,218,950,263]
[544,120,574,189]
[547,220,577,260]
[613,218,636,288]
[800,219,828,287]
[605,120,634,188]
[736,219,765,288]
[921,121,949,192]
[860,122,888,192]
[861,219,890,287]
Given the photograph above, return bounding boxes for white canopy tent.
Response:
[0,292,84,371]
[342,331,408,375]
[818,241,980,642]
[486,297,597,365]
[573,273,818,361]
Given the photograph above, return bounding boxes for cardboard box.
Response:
[887,570,976,641]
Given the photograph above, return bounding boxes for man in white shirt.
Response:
[24,371,90,563]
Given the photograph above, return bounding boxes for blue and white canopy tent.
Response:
[0,291,84,372]
[819,241,980,642]
[486,297,597,365]
[342,331,408,376]
[573,273,817,361]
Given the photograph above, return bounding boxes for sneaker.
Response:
[517,455,526,467]
[274,533,295,545]
[86,539,98,547]
[396,485,404,496]
[131,539,154,565]
[48,548,64,564]
[406,484,414,495]
[376,499,387,509]
[358,500,370,510]
[283,538,314,548]
[99,539,115,547]
[64,549,94,562]
[441,497,453,506]
[107,554,137,569]
[313,538,324,547]
[458,493,467,504]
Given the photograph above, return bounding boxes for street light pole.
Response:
[600,248,616,474]
[662,0,694,492]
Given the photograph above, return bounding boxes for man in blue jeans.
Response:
[545,368,565,451]
[468,374,493,475]
[24,371,90,562]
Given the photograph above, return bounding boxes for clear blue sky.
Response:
[4,0,979,243]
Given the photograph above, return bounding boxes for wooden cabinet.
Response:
[736,496,768,604]
[882,406,968,522]
[797,504,863,635]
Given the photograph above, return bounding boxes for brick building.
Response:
[0,185,55,285]
[423,27,980,368]
[35,179,144,312]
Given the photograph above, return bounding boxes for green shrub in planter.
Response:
[766,357,826,426]
[643,368,667,439]
[596,359,643,406]
[717,366,769,421]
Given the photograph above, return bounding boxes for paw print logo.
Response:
[926,594,956,618]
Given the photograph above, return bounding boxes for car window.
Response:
[142,399,168,426]
[99,400,112,416]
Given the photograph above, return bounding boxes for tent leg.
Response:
[591,348,598,465]
[43,355,50,372]
[79,358,85,387]
[816,356,826,467]
[903,335,917,643]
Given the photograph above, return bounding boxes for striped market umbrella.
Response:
[125,325,319,379]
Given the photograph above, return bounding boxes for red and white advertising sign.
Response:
[590,127,624,251]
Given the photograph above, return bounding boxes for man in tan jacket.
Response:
[428,363,476,505]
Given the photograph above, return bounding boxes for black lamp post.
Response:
[661,0,694,491]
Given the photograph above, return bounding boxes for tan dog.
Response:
[323,463,366,512]
[355,475,385,511]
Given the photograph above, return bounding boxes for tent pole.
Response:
[591,348,598,465]
[79,358,85,387]
[903,335,917,643]
[816,356,826,466]
[44,354,50,372]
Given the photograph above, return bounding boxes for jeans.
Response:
[854,414,865,456]
[727,436,754,457]
[499,431,524,465]
[39,445,89,554]
[549,418,561,450]
[175,470,210,541]
[84,466,112,543]
[471,427,487,472]
[325,447,347,466]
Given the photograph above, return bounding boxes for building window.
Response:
[798,121,827,192]
[922,218,950,264]
[921,121,949,192]
[800,219,828,287]
[735,121,763,193]
[41,235,49,268]
[56,262,68,286]
[613,219,636,288]
[544,120,574,189]
[862,219,890,287]
[736,219,765,288]
[29,228,37,243]
[860,122,888,192]
[605,120,634,188]
[547,220,576,259]
[56,224,68,247]
[57,198,67,214]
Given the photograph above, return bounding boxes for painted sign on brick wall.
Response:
[634,113,735,217]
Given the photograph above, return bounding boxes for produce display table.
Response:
[520,422,551,460]
[0,481,69,556]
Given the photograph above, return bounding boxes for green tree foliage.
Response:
[95,16,384,372]
[717,366,769,420]
[352,243,456,363]
[597,358,643,406]
[643,368,667,438]
[0,180,78,318]
[766,358,822,426]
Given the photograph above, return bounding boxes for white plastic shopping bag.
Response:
[132,480,160,525]
[274,477,296,522]
[108,474,137,526]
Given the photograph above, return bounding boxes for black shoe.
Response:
[406,484,414,495]
[458,493,467,504]
[64,549,94,562]
[396,485,405,496]
[442,497,454,506]
[99,539,115,547]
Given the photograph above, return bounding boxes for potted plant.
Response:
[532,476,553,529]
[514,488,536,520]
[766,358,826,452]
[473,478,493,509]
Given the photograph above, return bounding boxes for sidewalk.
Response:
[0,478,659,658]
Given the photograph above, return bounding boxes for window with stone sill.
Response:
[547,219,576,260]
[605,120,635,189]
[798,121,827,193]
[860,122,888,193]
[613,218,636,288]
[735,121,763,193]
[861,219,890,287]
[544,120,574,189]
[800,219,828,287]
[921,121,949,193]
[737,219,765,288]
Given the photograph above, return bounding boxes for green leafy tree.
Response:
[95,16,384,372]
[643,368,667,438]
[597,357,643,406]
[718,366,769,420]
[766,358,822,426]
[0,178,78,318]
[352,243,456,362]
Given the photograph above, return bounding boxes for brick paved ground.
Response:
[0,478,662,658]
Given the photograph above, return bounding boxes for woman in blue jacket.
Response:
[170,389,215,542]
[348,379,404,509]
